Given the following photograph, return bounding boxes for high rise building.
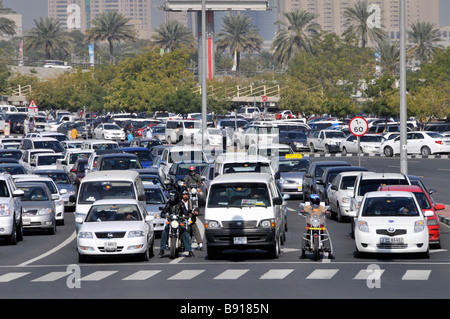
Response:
[48,0,152,39]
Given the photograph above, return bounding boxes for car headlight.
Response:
[78,231,93,238]
[341,197,351,203]
[427,218,439,226]
[358,220,369,232]
[128,230,145,237]
[259,219,275,228]
[205,220,220,229]
[414,220,426,232]
[37,208,52,215]
[0,203,10,217]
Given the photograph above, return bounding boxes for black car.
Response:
[165,161,208,190]
[0,149,22,161]
[279,131,309,152]
[302,161,351,201]
[57,121,92,139]
[4,113,27,134]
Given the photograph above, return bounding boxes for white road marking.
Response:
[214,269,249,280]
[122,270,161,281]
[0,272,30,282]
[306,269,339,279]
[168,269,205,280]
[32,271,69,282]
[260,269,294,280]
[79,271,118,281]
[402,270,431,281]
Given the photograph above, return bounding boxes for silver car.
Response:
[143,182,167,234]
[16,182,57,234]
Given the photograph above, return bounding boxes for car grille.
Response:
[376,229,407,236]
[95,232,126,239]
[98,246,124,252]
[221,221,257,228]
[376,243,408,249]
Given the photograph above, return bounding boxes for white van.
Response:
[204,173,287,259]
[0,105,19,113]
[72,170,146,231]
[213,153,275,178]
[165,119,201,144]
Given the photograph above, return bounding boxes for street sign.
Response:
[28,99,38,116]
[349,116,368,137]
[262,95,268,102]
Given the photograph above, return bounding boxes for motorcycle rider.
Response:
[180,187,204,250]
[184,165,203,187]
[159,190,194,258]
[300,194,335,260]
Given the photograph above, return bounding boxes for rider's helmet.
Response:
[309,194,320,206]
[180,187,190,196]
[189,165,196,174]
[168,190,180,204]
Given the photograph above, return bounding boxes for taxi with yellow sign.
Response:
[271,154,311,198]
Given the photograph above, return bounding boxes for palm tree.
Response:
[374,37,400,77]
[408,21,443,64]
[86,11,136,61]
[152,20,195,52]
[272,10,321,66]
[0,0,16,37]
[24,17,72,60]
[215,14,263,73]
[342,0,385,48]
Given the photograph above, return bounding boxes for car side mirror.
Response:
[434,204,445,211]
[273,197,282,205]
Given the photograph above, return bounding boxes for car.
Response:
[278,131,309,152]
[69,158,89,191]
[353,191,432,258]
[34,169,77,209]
[235,124,279,149]
[75,199,155,262]
[44,60,72,69]
[327,171,368,222]
[93,123,126,141]
[307,129,347,153]
[19,137,65,153]
[157,146,208,180]
[26,132,69,143]
[0,163,28,175]
[4,113,27,134]
[145,124,166,142]
[302,160,351,201]
[247,143,293,159]
[0,172,24,244]
[340,134,384,155]
[13,175,66,225]
[142,182,167,234]
[15,182,57,234]
[378,185,444,248]
[28,153,65,172]
[121,147,154,168]
[95,153,143,171]
[193,128,231,147]
[56,149,94,173]
[130,138,163,149]
[57,121,91,139]
[381,131,450,157]
[165,161,208,195]
[133,168,168,196]
[0,149,22,161]
[271,154,311,197]
[317,166,368,203]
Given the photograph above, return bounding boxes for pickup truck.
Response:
[307,129,347,153]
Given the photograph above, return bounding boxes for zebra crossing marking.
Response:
[306,269,339,279]
[214,269,249,280]
[0,272,30,282]
[79,271,118,281]
[402,270,431,281]
[32,271,70,282]
[260,269,294,280]
[167,269,205,280]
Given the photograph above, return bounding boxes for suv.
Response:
[0,173,25,244]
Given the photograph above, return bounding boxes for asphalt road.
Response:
[0,156,448,302]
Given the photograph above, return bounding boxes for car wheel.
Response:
[421,146,431,156]
[310,143,315,153]
[7,221,17,245]
[384,146,394,157]
[342,147,347,155]
[48,220,56,235]
[207,246,220,260]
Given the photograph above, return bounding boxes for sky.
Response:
[4,0,450,31]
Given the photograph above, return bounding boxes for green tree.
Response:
[152,20,195,53]
[215,14,263,73]
[407,21,443,64]
[342,0,385,48]
[0,0,16,37]
[23,17,72,60]
[272,10,321,66]
[374,37,400,77]
[86,11,136,61]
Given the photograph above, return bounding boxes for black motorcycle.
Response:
[166,213,190,259]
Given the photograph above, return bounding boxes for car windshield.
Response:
[40,172,71,185]
[78,181,136,204]
[37,155,64,166]
[315,164,347,177]
[0,165,26,175]
[103,124,120,130]
[324,131,346,139]
[208,182,271,208]
[278,159,310,172]
[362,197,420,217]
[223,162,271,174]
[412,192,432,210]
[169,150,205,163]
[92,143,119,150]
[340,176,357,190]
[144,188,166,204]
[99,157,142,170]
[18,186,49,201]
[358,178,409,196]
[34,141,64,153]
[151,126,165,133]
[0,151,21,160]
[174,163,207,176]
[184,121,201,129]
[69,152,91,164]
[124,150,153,162]
[360,135,383,142]
[85,204,142,222]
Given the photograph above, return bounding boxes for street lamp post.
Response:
[201,0,207,153]
[399,0,408,175]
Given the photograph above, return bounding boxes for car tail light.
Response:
[435,140,443,145]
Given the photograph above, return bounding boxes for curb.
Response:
[304,152,450,159]
[438,214,450,226]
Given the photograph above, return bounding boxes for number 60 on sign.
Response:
[349,116,369,137]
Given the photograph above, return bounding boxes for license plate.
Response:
[380,237,403,244]
[297,186,302,191]
[234,237,247,245]
[104,241,117,251]
[23,218,31,225]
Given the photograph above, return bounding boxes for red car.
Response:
[378,185,444,248]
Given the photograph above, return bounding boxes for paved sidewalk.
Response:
[437,205,450,226]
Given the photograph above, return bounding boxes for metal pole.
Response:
[201,0,207,153]
[399,0,408,174]
[357,136,361,167]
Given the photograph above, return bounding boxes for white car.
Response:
[381,131,450,157]
[353,191,432,258]
[340,134,384,155]
[193,128,231,147]
[93,123,125,141]
[28,153,64,172]
[327,171,363,222]
[76,199,155,262]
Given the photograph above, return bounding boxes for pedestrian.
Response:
[70,127,78,140]
[28,117,35,133]
[127,131,134,143]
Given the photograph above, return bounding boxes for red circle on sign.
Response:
[349,116,369,137]
[262,96,268,102]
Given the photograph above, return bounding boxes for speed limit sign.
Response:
[349,116,369,137]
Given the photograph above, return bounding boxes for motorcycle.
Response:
[299,202,332,261]
[188,183,201,208]
[165,213,190,259]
